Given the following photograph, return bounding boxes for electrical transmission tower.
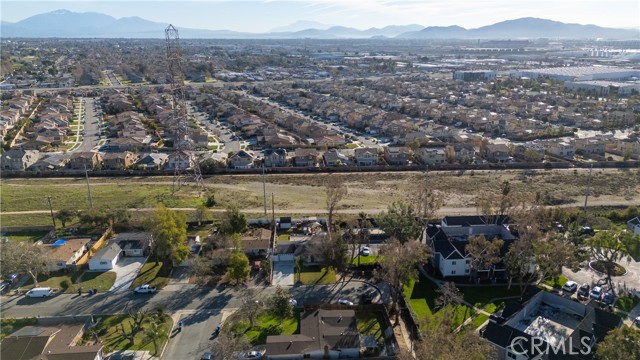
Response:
[165,24,206,194]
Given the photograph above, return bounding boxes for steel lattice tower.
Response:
[165,24,205,194]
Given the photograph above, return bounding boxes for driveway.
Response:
[272,261,295,286]
[108,257,147,293]
[563,256,640,297]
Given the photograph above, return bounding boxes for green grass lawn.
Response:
[129,261,172,289]
[277,234,290,241]
[296,266,336,284]
[4,230,51,243]
[230,311,298,345]
[461,286,523,308]
[356,310,387,342]
[541,275,568,289]
[352,255,382,265]
[0,318,38,340]
[88,314,172,354]
[19,271,116,293]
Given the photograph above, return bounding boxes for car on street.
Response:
[577,284,590,299]
[134,284,157,294]
[590,286,603,300]
[361,290,375,304]
[25,287,54,298]
[0,281,12,294]
[338,299,354,306]
[241,350,263,359]
[201,351,212,360]
[562,281,577,293]
[634,316,640,327]
[361,247,371,256]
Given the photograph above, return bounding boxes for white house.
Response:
[628,217,640,235]
[425,216,517,278]
[88,242,121,271]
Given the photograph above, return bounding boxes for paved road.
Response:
[70,97,102,153]
[0,279,383,319]
[164,309,230,360]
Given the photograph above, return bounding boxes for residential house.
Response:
[416,147,446,165]
[88,242,121,271]
[45,238,90,271]
[102,137,145,152]
[315,135,346,148]
[68,152,103,170]
[323,148,349,166]
[114,232,152,257]
[575,138,606,157]
[265,309,361,360]
[384,146,413,165]
[425,215,516,278]
[166,152,197,171]
[199,151,228,169]
[229,150,256,169]
[481,291,623,360]
[29,155,69,171]
[240,228,273,257]
[189,128,210,148]
[628,217,640,235]
[1,323,104,360]
[102,151,137,170]
[135,153,169,170]
[0,149,40,170]
[445,143,475,163]
[546,140,575,158]
[293,148,320,167]
[484,143,511,163]
[264,148,288,167]
[354,147,378,166]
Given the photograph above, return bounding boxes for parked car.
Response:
[361,247,371,256]
[580,226,595,235]
[134,284,157,294]
[602,292,615,305]
[590,286,603,300]
[338,299,354,306]
[362,290,375,304]
[241,350,263,359]
[634,316,640,327]
[562,281,578,293]
[4,273,18,284]
[577,284,590,299]
[201,351,212,360]
[0,281,11,294]
[25,287,54,298]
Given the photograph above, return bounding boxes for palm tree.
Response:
[295,256,304,283]
[143,316,168,355]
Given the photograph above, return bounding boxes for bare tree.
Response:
[435,281,464,310]
[415,316,496,360]
[410,173,446,222]
[465,235,504,282]
[375,239,430,325]
[308,233,348,272]
[127,308,148,343]
[235,288,261,328]
[325,175,347,238]
[212,331,251,360]
[0,241,53,287]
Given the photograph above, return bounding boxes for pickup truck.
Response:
[134,284,157,294]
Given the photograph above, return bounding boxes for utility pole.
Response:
[262,161,267,216]
[84,164,93,209]
[46,196,57,228]
[583,164,593,212]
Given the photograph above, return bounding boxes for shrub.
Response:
[60,279,71,290]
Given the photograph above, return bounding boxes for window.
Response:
[466,260,471,264]
[452,261,457,265]
[451,271,456,275]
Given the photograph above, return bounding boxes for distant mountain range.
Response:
[1,10,638,40]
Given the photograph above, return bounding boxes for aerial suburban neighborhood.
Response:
[1,4,640,360]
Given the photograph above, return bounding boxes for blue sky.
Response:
[2,1,639,32]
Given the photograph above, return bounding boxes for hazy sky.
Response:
[2,0,639,32]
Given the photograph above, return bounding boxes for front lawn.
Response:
[0,318,37,340]
[19,271,116,293]
[352,255,382,265]
[229,311,298,345]
[129,261,172,289]
[356,310,387,342]
[297,266,336,284]
[541,275,568,289]
[616,295,640,312]
[4,230,50,243]
[87,314,172,354]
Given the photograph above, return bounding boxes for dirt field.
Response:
[1,168,639,226]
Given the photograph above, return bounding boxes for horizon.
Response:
[2,1,639,33]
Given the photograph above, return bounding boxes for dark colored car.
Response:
[577,284,590,299]
[580,226,595,235]
[362,290,375,304]
[602,292,615,305]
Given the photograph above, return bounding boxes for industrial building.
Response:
[513,66,640,82]
[453,70,497,81]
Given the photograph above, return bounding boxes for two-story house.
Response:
[384,146,413,165]
[416,147,446,165]
[229,150,257,169]
[264,148,288,167]
[293,148,321,167]
[68,152,103,170]
[102,151,138,170]
[354,147,378,166]
[0,149,40,170]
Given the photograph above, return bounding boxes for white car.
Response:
[361,247,371,256]
[134,284,157,294]
[241,350,263,359]
[562,281,577,293]
[634,316,640,327]
[338,299,354,306]
[590,286,603,300]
